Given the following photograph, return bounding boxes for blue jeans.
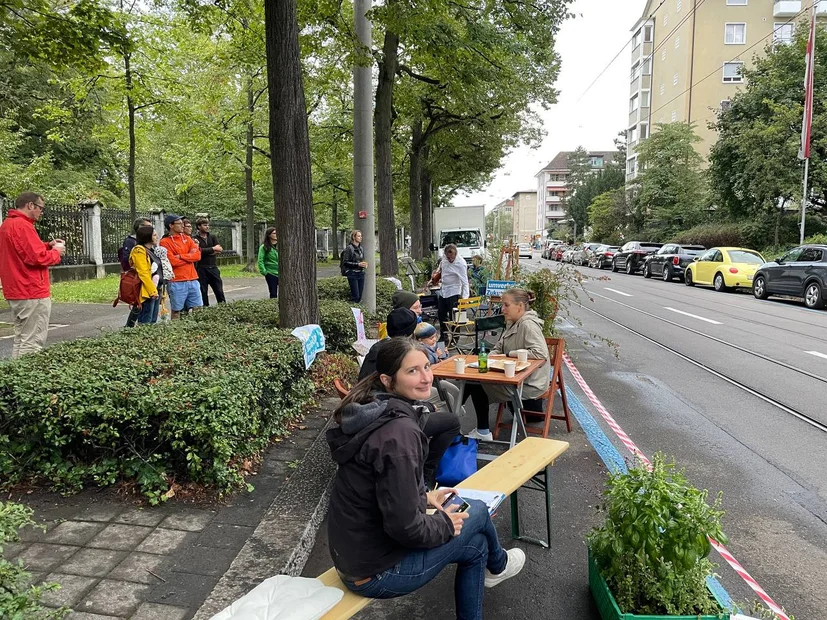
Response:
[343,500,507,620]
[137,297,160,324]
[347,271,365,303]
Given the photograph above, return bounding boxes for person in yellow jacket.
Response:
[129,225,161,325]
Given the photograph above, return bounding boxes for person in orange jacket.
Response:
[159,214,202,320]
[0,192,66,357]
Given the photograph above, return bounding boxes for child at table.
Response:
[415,322,448,365]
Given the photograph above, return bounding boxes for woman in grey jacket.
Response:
[463,288,551,441]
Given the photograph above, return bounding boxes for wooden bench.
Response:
[316,437,570,620]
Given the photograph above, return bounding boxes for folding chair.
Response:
[492,337,572,439]
[472,313,505,354]
[444,297,482,353]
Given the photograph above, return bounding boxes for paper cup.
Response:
[503,360,516,378]
[454,358,466,374]
[516,349,529,363]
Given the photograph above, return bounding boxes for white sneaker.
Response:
[466,428,493,442]
[484,548,526,588]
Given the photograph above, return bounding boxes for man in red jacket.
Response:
[159,214,202,320]
[0,192,66,358]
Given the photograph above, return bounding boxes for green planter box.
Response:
[588,551,730,620]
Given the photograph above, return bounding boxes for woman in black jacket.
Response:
[326,338,525,620]
[342,229,368,302]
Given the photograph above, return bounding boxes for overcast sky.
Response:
[455,0,647,211]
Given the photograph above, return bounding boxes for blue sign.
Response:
[485,280,516,297]
[291,324,326,370]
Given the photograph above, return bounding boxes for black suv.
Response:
[752,244,827,309]
[612,241,663,275]
[643,244,706,282]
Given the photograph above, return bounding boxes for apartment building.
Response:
[626,0,821,184]
[534,150,617,231]
[511,190,540,242]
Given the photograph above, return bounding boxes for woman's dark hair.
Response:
[133,217,151,233]
[136,225,155,245]
[334,338,429,424]
[263,227,277,252]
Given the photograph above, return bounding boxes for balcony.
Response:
[774,1,801,17]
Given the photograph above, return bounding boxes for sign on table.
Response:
[291,324,326,369]
[485,280,516,297]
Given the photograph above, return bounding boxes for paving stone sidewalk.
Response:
[4,402,336,620]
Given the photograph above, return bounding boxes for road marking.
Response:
[0,323,68,340]
[604,287,632,297]
[805,350,827,360]
[663,307,721,325]
[223,285,251,293]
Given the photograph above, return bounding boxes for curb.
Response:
[192,400,338,619]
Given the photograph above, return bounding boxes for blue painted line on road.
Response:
[562,385,735,611]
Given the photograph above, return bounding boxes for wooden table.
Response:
[431,354,547,451]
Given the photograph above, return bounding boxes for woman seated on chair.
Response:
[463,288,550,441]
[326,338,525,620]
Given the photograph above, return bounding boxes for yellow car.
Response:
[684,247,765,292]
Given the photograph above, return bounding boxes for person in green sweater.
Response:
[258,228,279,298]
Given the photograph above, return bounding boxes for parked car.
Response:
[589,245,621,269]
[570,243,603,266]
[612,241,663,274]
[562,247,578,263]
[643,244,706,282]
[752,244,827,309]
[684,247,765,291]
[553,245,567,261]
[542,243,558,260]
[518,243,533,259]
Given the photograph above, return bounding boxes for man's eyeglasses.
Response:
[31,202,45,210]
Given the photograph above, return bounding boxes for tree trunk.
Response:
[332,188,339,259]
[243,75,257,272]
[409,119,423,259]
[420,146,432,258]
[375,29,399,276]
[264,0,318,327]
[124,48,137,221]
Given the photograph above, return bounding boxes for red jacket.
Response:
[160,233,201,282]
[0,210,62,300]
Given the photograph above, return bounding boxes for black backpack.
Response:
[339,248,347,276]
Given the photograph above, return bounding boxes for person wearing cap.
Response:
[414,322,446,365]
[391,290,422,321]
[159,214,202,319]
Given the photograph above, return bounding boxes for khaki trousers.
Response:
[8,298,52,359]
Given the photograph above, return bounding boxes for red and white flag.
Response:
[799,1,818,160]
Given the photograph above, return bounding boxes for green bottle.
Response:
[478,342,488,373]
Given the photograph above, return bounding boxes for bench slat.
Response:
[317,437,569,620]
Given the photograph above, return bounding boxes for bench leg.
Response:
[509,465,552,549]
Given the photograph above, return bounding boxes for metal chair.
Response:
[445,297,482,353]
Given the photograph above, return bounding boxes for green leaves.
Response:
[587,453,727,616]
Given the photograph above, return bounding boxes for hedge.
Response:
[186,298,358,354]
[0,323,314,503]
[669,222,744,248]
[316,276,397,320]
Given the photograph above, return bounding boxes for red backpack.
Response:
[113,269,143,308]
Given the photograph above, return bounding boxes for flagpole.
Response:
[800,157,810,244]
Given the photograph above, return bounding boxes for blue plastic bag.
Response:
[435,436,478,487]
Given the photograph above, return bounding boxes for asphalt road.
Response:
[522,252,827,618]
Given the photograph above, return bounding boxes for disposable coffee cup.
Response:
[454,358,466,374]
[503,360,516,378]
[516,349,529,363]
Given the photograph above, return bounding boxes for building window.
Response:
[644,25,653,42]
[726,0,747,5]
[633,28,642,49]
[725,23,746,44]
[640,123,649,139]
[673,73,678,86]
[774,23,794,45]
[631,62,641,81]
[627,158,637,175]
[722,61,744,83]
[661,49,666,61]
[630,94,639,113]
[642,58,651,75]
[675,37,680,48]
[671,110,677,122]
[660,83,665,95]
[629,125,638,143]
[641,90,650,107]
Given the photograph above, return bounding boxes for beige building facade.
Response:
[511,191,539,242]
[627,0,821,184]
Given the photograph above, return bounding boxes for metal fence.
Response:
[209,219,237,257]
[241,221,270,258]
[1,199,90,265]
[100,208,152,264]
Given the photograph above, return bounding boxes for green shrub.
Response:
[0,323,313,503]
[670,222,743,248]
[316,276,397,320]
[317,300,360,353]
[588,454,727,616]
[805,232,827,245]
[1,502,67,619]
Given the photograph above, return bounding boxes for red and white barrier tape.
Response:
[562,352,791,620]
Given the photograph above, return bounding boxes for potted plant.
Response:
[587,454,731,620]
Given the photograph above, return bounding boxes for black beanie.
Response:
[392,290,420,310]
[386,308,418,337]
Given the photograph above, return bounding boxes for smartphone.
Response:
[441,492,471,513]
